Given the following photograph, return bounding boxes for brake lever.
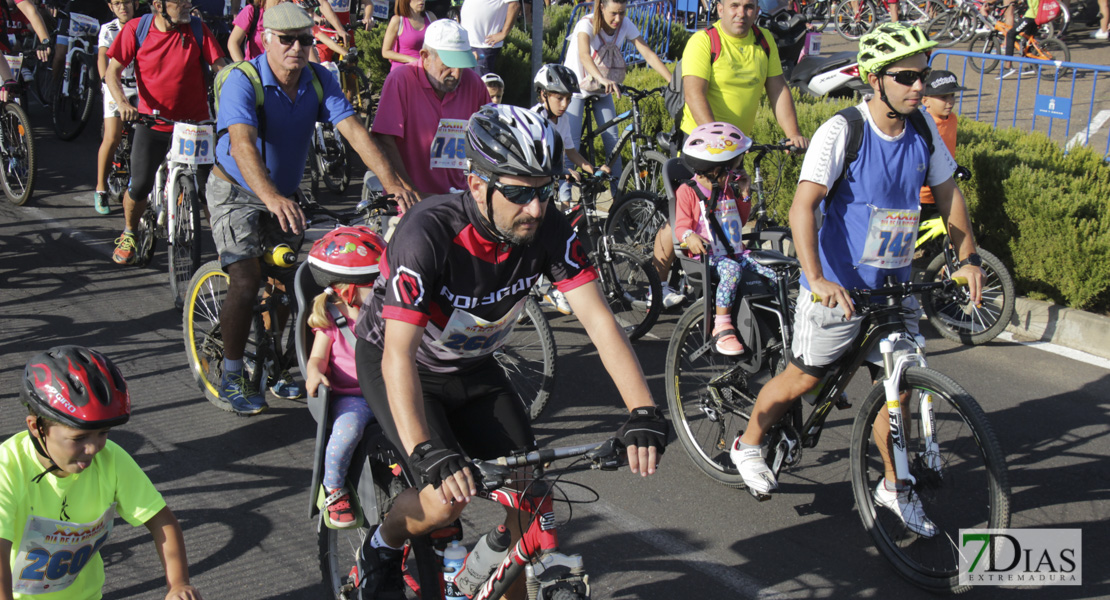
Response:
[587,438,625,471]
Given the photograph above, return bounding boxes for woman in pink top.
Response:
[381,0,435,70]
[227,0,282,61]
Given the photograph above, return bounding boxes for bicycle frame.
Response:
[59,35,93,99]
[580,92,657,176]
[914,213,948,249]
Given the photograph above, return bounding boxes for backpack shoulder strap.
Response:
[189,15,205,48]
[827,106,865,200]
[134,13,154,47]
[215,60,264,115]
[248,3,262,39]
[706,26,722,62]
[906,108,935,156]
[750,24,770,56]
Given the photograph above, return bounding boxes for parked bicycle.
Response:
[666,266,1011,593]
[578,84,670,199]
[565,171,662,341]
[51,9,99,141]
[316,434,627,600]
[833,0,945,40]
[0,60,36,206]
[127,112,212,310]
[966,12,1071,79]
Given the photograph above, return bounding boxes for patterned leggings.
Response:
[709,252,778,310]
[323,395,375,491]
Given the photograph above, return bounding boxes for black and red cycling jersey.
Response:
[354,191,597,373]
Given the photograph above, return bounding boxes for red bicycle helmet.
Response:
[681,122,753,175]
[21,346,131,430]
[308,226,386,290]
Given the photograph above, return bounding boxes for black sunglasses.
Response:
[883,68,931,87]
[276,33,315,47]
[492,180,556,205]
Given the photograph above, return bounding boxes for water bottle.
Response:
[454,524,512,597]
[442,540,467,600]
[263,244,297,267]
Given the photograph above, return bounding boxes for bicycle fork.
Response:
[878,332,941,485]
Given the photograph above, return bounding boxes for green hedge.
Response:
[354,18,1110,312]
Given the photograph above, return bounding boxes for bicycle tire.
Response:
[967,33,1000,73]
[168,175,203,311]
[317,127,351,194]
[51,60,91,141]
[319,443,442,599]
[920,246,1015,345]
[30,64,52,108]
[605,190,666,257]
[595,244,662,341]
[925,10,956,46]
[107,145,129,204]
[0,102,36,206]
[666,302,766,487]
[1033,37,1070,80]
[617,149,668,200]
[134,207,158,267]
[549,590,588,600]
[850,366,1010,594]
[494,296,557,421]
[833,0,877,41]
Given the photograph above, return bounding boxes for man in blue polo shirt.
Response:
[207,2,411,416]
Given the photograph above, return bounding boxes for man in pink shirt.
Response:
[370,19,490,203]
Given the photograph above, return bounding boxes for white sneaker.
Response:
[731,439,778,494]
[1090,29,1109,39]
[542,289,573,315]
[648,284,685,309]
[873,479,938,538]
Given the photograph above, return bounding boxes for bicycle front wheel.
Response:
[967,33,1000,74]
[494,296,557,421]
[617,149,668,200]
[316,128,351,194]
[1032,37,1070,80]
[833,0,877,40]
[52,62,92,140]
[168,175,204,310]
[850,366,1010,594]
[920,246,1015,345]
[0,102,36,205]
[605,190,666,256]
[597,244,662,341]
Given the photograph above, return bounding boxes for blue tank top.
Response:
[802,114,931,292]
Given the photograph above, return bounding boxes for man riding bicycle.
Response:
[352,105,669,599]
[208,2,410,415]
[732,24,985,537]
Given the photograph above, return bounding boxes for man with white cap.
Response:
[205,2,414,415]
[370,18,491,201]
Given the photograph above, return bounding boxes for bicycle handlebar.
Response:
[471,437,626,492]
[616,84,666,100]
[811,277,970,305]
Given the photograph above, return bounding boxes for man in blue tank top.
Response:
[730,24,985,536]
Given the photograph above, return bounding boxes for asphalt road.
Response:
[2,99,1108,600]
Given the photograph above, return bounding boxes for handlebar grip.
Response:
[950,276,969,286]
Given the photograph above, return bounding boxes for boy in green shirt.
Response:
[0,346,201,600]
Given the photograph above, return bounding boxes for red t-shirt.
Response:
[107,18,224,132]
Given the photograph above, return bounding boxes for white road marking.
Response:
[1065,109,1110,150]
[580,499,785,599]
[998,331,1110,370]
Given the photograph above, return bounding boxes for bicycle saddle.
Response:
[747,249,799,268]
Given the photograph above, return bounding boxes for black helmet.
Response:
[465,105,563,178]
[22,346,131,430]
[534,64,580,96]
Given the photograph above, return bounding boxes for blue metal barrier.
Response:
[558,0,674,66]
[930,48,1110,160]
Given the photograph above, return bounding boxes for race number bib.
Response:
[67,13,100,38]
[433,299,526,358]
[12,504,117,595]
[429,118,467,170]
[371,0,389,19]
[330,0,351,12]
[169,122,215,166]
[859,206,919,269]
[320,61,341,83]
[5,54,22,74]
[700,197,745,256]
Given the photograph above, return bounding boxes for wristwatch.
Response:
[957,253,982,268]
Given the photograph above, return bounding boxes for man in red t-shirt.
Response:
[104,0,229,265]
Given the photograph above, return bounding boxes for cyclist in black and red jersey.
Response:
[352,104,669,599]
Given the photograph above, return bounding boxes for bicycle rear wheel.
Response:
[666,302,769,487]
[833,0,877,40]
[850,366,1010,594]
[1031,37,1070,80]
[494,296,557,421]
[316,127,351,194]
[52,60,93,141]
[617,149,668,200]
[967,33,1000,74]
[605,191,666,257]
[920,246,1015,345]
[133,207,158,267]
[0,102,36,206]
[597,244,662,341]
[168,175,204,310]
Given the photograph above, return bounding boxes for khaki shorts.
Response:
[790,287,922,376]
[206,170,304,269]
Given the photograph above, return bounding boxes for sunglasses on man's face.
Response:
[276,33,315,47]
[883,68,931,87]
[493,180,556,205]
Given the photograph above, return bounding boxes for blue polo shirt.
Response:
[215,54,356,197]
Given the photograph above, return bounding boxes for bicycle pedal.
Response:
[746,487,772,502]
[835,393,852,410]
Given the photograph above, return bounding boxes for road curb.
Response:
[1007,297,1110,360]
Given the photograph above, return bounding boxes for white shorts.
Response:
[790,287,922,375]
[102,82,138,119]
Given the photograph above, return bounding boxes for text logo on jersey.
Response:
[392,266,425,306]
[440,273,542,310]
[564,233,587,270]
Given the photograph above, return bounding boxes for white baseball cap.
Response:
[424,20,476,69]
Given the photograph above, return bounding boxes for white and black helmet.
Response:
[466,105,563,178]
[534,63,580,96]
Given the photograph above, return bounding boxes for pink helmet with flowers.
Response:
[681,122,753,175]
